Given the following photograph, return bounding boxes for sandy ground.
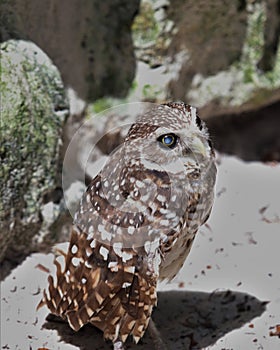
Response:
[1,155,280,350]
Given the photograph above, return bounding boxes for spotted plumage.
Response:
[38,102,217,349]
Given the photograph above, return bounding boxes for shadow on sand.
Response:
[44,289,267,350]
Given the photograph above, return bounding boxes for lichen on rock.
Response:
[0,40,69,272]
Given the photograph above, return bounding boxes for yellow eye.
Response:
[158,133,178,149]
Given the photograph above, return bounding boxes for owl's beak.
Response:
[191,137,207,157]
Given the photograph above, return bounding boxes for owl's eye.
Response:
[158,133,178,149]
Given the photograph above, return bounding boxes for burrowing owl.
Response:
[38,102,216,349]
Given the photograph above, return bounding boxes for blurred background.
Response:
[1,0,279,280]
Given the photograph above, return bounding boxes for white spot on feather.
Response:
[88,225,94,235]
[157,194,166,202]
[121,251,133,262]
[104,180,109,188]
[85,260,92,268]
[99,246,109,260]
[160,219,169,226]
[128,226,135,235]
[166,211,176,219]
[136,180,144,188]
[113,242,122,256]
[72,257,80,267]
[113,242,132,262]
[124,266,135,274]
[71,244,78,255]
[144,239,160,254]
[108,261,119,272]
[122,282,131,288]
[90,239,96,248]
[98,224,111,240]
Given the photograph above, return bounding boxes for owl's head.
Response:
[124,102,214,177]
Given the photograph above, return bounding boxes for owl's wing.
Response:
[39,174,159,343]
[40,226,158,343]
[39,150,183,343]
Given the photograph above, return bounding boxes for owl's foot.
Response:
[113,340,125,350]
[148,318,168,350]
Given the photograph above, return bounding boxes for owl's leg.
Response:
[148,318,168,350]
[113,340,125,350]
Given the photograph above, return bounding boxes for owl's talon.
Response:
[113,340,125,350]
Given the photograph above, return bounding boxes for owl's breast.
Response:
[159,164,216,281]
[159,226,196,281]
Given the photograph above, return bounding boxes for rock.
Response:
[167,0,248,100]
[132,1,279,111]
[0,40,69,277]
[205,94,280,161]
[0,0,140,102]
[257,0,280,72]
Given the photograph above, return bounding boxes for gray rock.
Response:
[0,0,140,102]
[167,0,248,99]
[0,40,69,275]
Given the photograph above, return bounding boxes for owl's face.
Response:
[124,103,213,178]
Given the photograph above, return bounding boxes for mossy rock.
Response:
[0,40,69,266]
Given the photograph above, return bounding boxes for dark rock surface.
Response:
[0,0,140,101]
[204,91,280,161]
